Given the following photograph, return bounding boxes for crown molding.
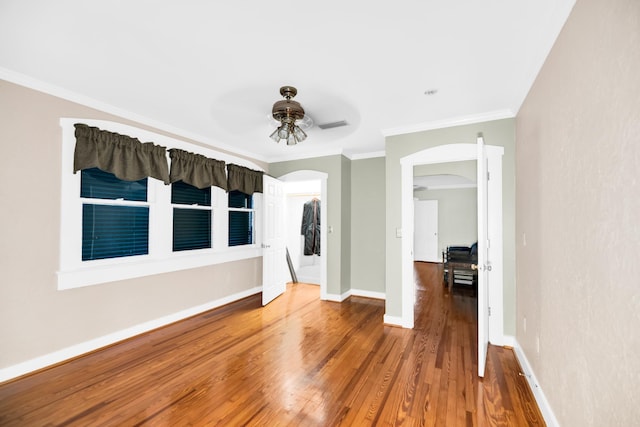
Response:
[267,148,387,164]
[348,150,386,160]
[266,148,346,164]
[381,110,515,137]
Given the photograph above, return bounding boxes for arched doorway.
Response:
[277,170,328,300]
[400,141,504,376]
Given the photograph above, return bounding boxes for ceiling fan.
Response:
[269,86,313,145]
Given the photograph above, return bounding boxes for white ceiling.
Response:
[0,1,575,163]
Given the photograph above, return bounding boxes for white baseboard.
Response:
[512,339,560,427]
[491,334,515,348]
[0,286,262,383]
[383,314,404,327]
[350,289,386,300]
[324,290,350,302]
[324,289,386,302]
[324,294,341,302]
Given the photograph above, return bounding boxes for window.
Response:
[80,168,149,261]
[59,119,263,289]
[171,181,212,251]
[228,190,254,246]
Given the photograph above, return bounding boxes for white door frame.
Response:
[400,143,504,344]
[276,170,328,300]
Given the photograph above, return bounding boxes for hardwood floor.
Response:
[0,263,544,426]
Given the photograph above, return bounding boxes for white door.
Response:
[477,136,489,377]
[413,200,439,262]
[262,175,286,305]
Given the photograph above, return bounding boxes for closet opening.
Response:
[285,182,321,285]
[277,170,328,299]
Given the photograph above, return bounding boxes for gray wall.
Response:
[385,118,516,334]
[340,156,352,294]
[350,157,386,294]
[0,80,263,370]
[270,156,387,296]
[515,0,640,424]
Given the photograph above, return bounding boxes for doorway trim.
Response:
[277,170,328,300]
[400,143,504,343]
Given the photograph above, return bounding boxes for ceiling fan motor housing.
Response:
[272,86,305,122]
[272,100,305,122]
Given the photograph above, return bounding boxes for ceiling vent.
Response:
[318,120,348,130]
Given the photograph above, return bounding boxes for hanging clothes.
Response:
[301,198,321,256]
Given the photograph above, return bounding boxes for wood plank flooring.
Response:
[0,262,544,426]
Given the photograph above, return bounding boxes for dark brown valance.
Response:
[226,164,264,195]
[73,123,170,184]
[169,149,227,190]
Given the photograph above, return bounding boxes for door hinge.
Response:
[488,306,492,316]
[487,171,490,181]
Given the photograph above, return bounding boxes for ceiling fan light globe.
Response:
[277,125,289,139]
[269,128,281,143]
[287,133,297,145]
[292,125,307,142]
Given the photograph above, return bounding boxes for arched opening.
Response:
[400,143,504,341]
[277,170,328,299]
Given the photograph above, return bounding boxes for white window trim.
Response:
[58,118,264,290]
[228,194,257,247]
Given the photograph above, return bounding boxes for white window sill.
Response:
[57,246,262,290]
